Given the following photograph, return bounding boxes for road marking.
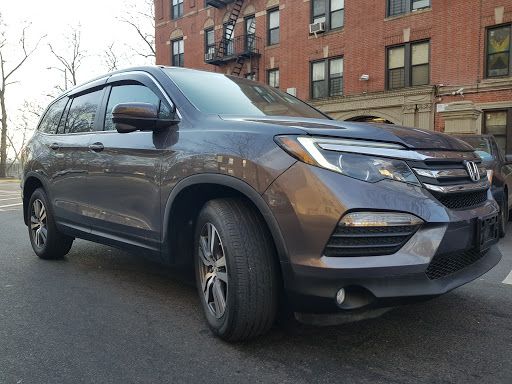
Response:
[0,202,22,208]
[503,270,512,285]
[0,197,20,202]
[0,190,19,193]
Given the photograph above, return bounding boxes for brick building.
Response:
[155,0,512,155]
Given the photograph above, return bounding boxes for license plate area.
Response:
[476,214,499,251]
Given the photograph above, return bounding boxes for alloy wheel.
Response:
[30,199,48,248]
[198,222,228,319]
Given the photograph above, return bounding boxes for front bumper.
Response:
[263,162,501,313]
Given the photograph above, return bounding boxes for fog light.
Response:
[339,212,423,227]
[336,288,346,305]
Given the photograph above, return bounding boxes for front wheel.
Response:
[28,188,74,259]
[194,198,278,341]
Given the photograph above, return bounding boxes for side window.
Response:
[38,98,68,134]
[104,84,171,131]
[65,90,102,134]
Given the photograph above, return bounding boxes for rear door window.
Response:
[38,98,68,134]
[104,84,171,131]
[65,90,103,134]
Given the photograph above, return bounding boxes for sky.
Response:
[1,0,154,155]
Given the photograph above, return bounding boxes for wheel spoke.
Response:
[40,227,48,244]
[215,255,226,268]
[216,270,228,283]
[35,228,41,247]
[212,278,226,317]
[34,200,41,218]
[202,272,215,294]
[199,236,213,266]
[39,205,47,222]
[30,216,39,229]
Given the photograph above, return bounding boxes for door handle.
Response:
[48,143,60,150]
[89,143,104,152]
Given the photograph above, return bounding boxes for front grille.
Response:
[324,225,419,257]
[431,190,488,210]
[410,156,489,210]
[425,248,486,280]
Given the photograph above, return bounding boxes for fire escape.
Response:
[205,0,261,78]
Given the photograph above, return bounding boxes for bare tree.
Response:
[103,42,119,72]
[119,0,156,61]
[48,27,85,92]
[6,100,42,170]
[0,16,44,177]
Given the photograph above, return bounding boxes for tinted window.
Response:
[165,69,326,119]
[104,84,171,131]
[38,98,68,134]
[65,90,102,133]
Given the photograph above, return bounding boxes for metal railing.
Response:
[205,35,262,64]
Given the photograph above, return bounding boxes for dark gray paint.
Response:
[22,66,501,313]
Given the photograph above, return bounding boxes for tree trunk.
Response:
[0,89,7,178]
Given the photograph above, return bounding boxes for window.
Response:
[205,28,215,57]
[245,15,256,51]
[487,25,511,78]
[104,84,171,131]
[268,69,279,88]
[163,68,326,118]
[245,72,256,81]
[311,0,344,29]
[387,0,430,17]
[172,0,183,19]
[387,41,429,89]
[484,111,509,155]
[223,23,234,56]
[65,90,102,134]
[172,39,184,67]
[311,57,343,99]
[38,98,67,134]
[268,8,279,45]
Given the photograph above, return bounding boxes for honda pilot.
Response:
[22,66,501,341]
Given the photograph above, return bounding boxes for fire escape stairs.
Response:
[216,0,244,59]
[232,16,256,77]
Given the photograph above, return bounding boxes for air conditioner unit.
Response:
[309,22,326,35]
[204,52,216,61]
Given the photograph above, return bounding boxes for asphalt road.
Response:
[0,180,511,384]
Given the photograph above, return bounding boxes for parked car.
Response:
[22,66,501,341]
[454,134,512,237]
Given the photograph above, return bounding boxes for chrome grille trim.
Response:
[413,167,486,179]
[423,180,490,194]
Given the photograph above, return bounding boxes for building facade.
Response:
[155,0,512,156]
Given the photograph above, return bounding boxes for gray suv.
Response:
[22,66,501,341]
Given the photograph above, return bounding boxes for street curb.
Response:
[0,179,20,184]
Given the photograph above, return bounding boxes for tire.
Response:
[194,198,278,341]
[27,188,74,259]
[499,194,509,238]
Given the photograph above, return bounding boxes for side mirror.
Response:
[112,102,180,133]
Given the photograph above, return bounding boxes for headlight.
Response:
[275,135,420,186]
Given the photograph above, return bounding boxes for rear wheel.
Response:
[194,198,278,341]
[28,188,73,259]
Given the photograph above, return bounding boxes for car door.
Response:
[84,73,174,252]
[47,88,104,230]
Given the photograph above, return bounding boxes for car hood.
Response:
[220,116,474,151]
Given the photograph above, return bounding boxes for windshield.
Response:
[456,136,494,161]
[164,68,327,119]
